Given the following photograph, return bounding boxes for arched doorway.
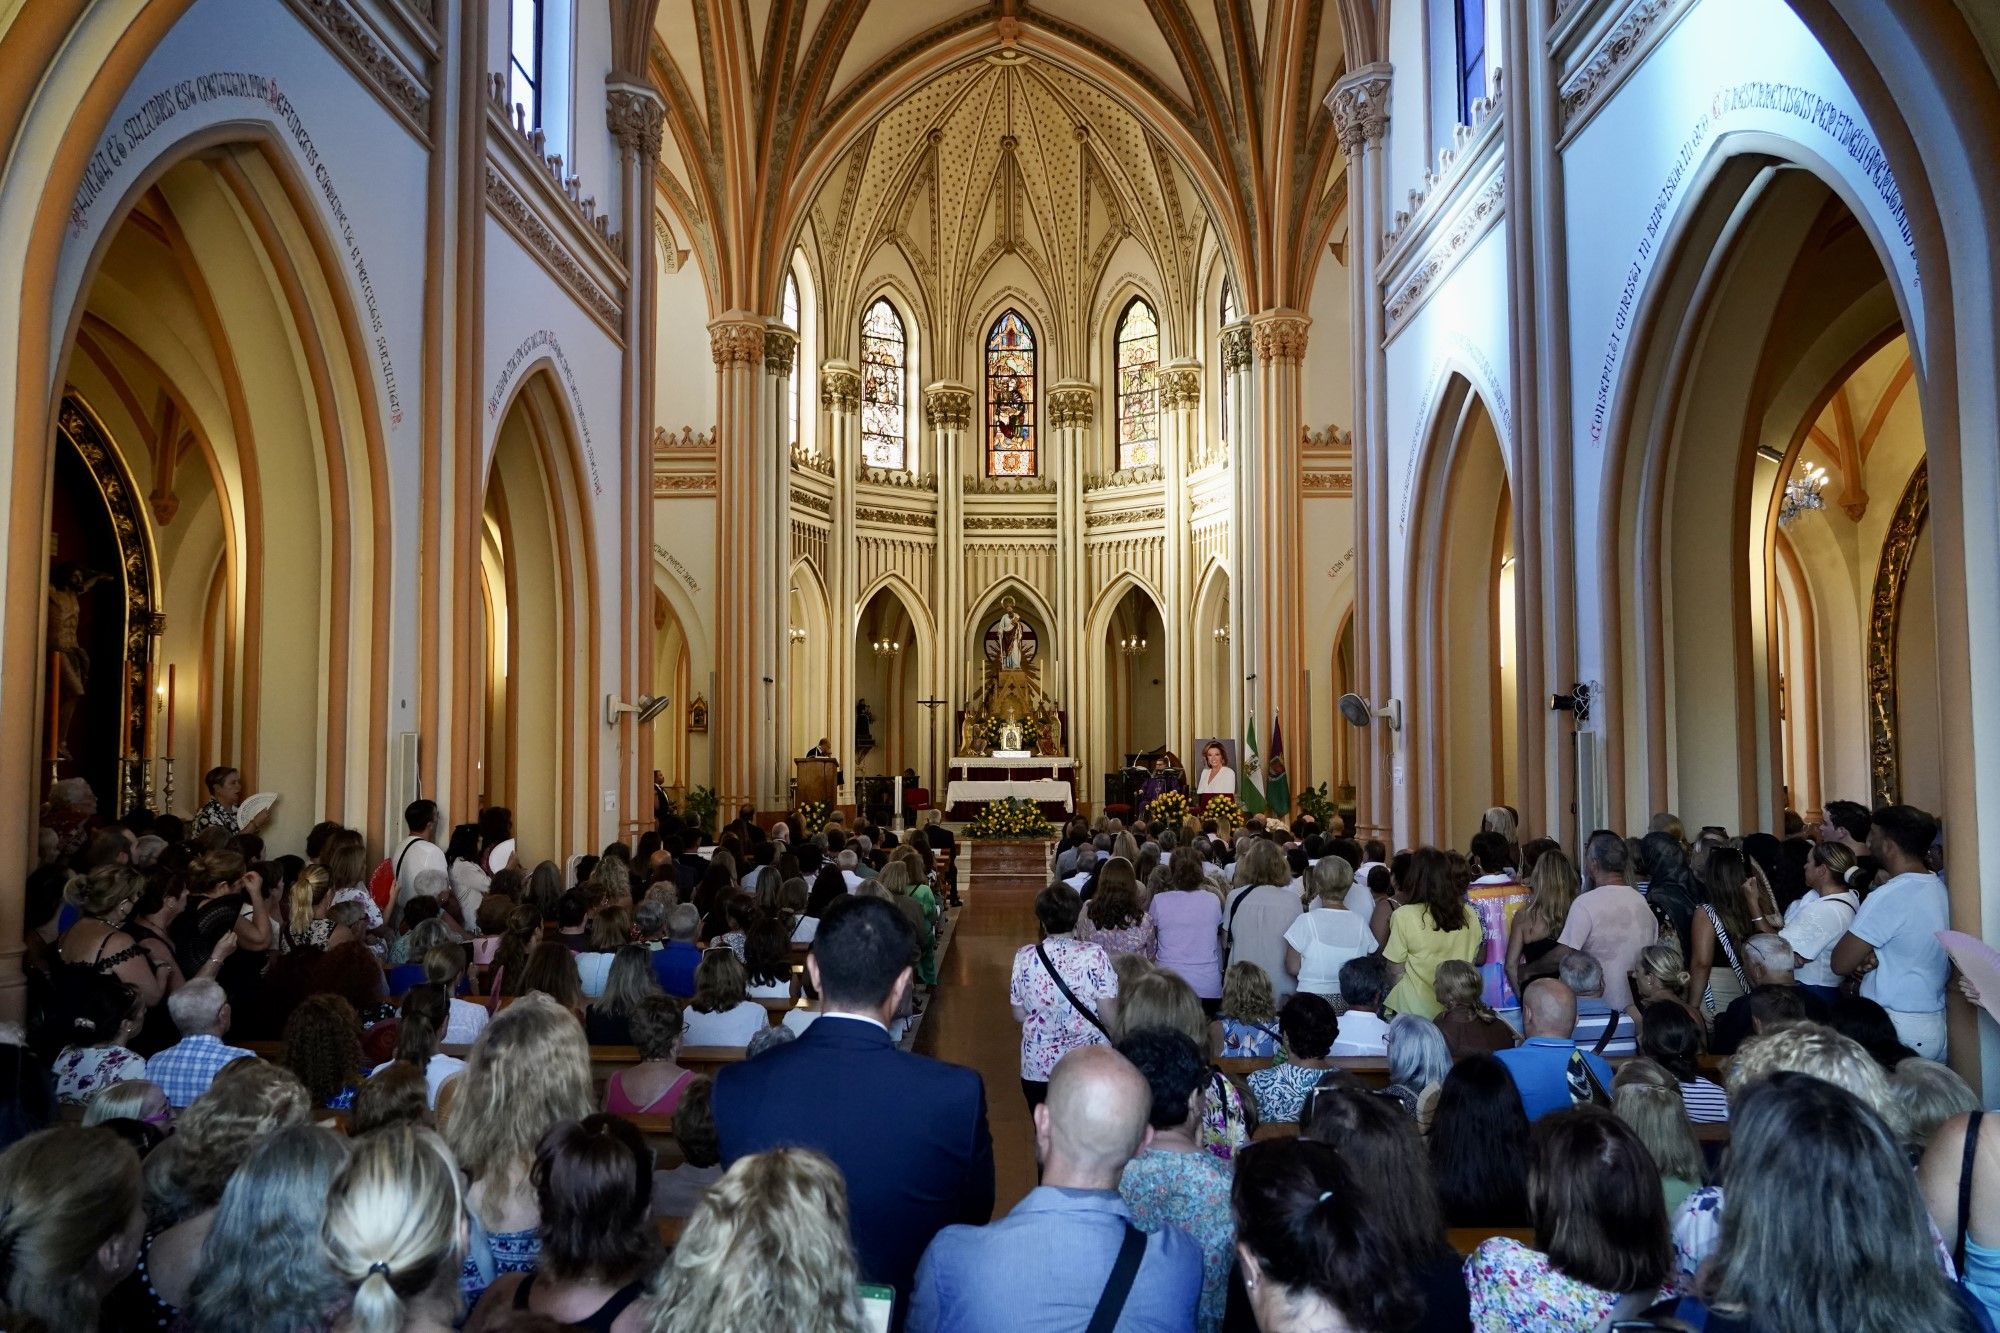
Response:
[853,581,929,788]
[50,143,389,846]
[1405,380,1518,847]
[1605,159,1929,830]
[478,369,597,862]
[1191,564,1231,747]
[1092,583,1168,773]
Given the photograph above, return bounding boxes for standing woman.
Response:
[171,848,272,1007]
[1689,847,1763,1017]
[57,864,166,1012]
[1151,847,1226,1013]
[1383,848,1484,1020]
[1009,882,1118,1108]
[1783,841,1863,1004]
[1505,849,1579,998]
[478,807,517,876]
[1078,856,1158,960]
[125,871,234,1054]
[281,864,337,952]
[1282,857,1374,999]
[447,825,492,932]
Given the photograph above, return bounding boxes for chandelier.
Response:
[871,638,902,658]
[1779,461,1829,526]
[1118,635,1148,657]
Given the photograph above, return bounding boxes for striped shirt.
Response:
[1678,1075,1730,1124]
[1569,1001,1639,1057]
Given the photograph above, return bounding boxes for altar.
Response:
[944,756,1076,820]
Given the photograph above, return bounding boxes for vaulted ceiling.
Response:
[648,0,1352,325]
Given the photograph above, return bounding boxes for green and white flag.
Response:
[1239,714,1266,814]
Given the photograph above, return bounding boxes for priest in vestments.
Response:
[1137,756,1183,807]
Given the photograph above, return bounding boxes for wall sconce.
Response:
[788,627,807,644]
[1211,626,1230,644]
[1779,462,1829,525]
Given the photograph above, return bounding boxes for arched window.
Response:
[985,309,1037,476]
[508,0,545,128]
[860,297,907,469]
[781,274,801,451]
[1218,278,1238,445]
[1115,298,1161,470]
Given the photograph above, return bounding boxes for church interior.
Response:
[6,0,2000,1326]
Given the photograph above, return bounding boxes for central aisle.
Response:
[914,839,1049,1213]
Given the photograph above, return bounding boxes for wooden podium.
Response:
[794,756,838,809]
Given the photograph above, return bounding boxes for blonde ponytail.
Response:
[324,1125,464,1333]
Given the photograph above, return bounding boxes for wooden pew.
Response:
[1214,1055,1390,1088]
[1447,1226,1536,1255]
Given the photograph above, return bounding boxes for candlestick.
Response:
[164,663,175,756]
[46,651,60,766]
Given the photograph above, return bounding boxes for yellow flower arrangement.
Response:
[1202,793,1248,832]
[1145,790,1193,827]
[968,796,1056,840]
[796,800,834,833]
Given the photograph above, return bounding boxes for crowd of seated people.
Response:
[4,785,1994,1331]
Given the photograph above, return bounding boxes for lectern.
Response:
[795,756,838,809]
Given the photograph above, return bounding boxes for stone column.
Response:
[1160,360,1202,754]
[820,362,861,805]
[607,82,665,825]
[1220,323,1254,763]
[925,382,974,790]
[1249,311,1311,814]
[1049,382,1095,788]
[763,322,799,811]
[1328,65,1392,839]
[709,315,766,811]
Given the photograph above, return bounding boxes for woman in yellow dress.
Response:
[1383,848,1484,1019]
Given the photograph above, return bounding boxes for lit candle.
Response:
[164,663,175,756]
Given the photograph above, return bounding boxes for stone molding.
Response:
[1327,64,1392,155]
[606,85,666,162]
[820,365,861,412]
[709,319,765,366]
[1251,313,1310,363]
[764,326,798,376]
[924,385,975,430]
[1159,365,1202,408]
[1219,325,1254,372]
[1048,385,1097,429]
[485,167,622,331]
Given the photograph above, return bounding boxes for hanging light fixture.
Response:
[1779,461,1829,526]
[871,638,902,658]
[1118,635,1148,657]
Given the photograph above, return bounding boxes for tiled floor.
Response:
[913,840,1050,1213]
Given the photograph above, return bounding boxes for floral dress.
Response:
[1009,936,1117,1081]
[1247,1061,1327,1124]
[53,1044,148,1105]
[1120,1148,1236,1333]
[1079,907,1159,961]
[1199,1069,1252,1162]
[1467,1237,1667,1331]
[1218,1016,1281,1059]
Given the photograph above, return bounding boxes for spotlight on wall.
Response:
[605,693,672,727]
[1548,682,1593,724]
[1337,693,1402,732]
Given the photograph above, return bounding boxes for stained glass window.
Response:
[985,309,1037,476]
[860,297,906,469]
[1115,298,1160,470]
[1219,278,1238,445]
[782,274,801,451]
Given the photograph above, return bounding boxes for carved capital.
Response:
[764,326,798,376]
[606,85,666,162]
[1048,385,1097,429]
[924,385,975,431]
[1159,365,1202,409]
[1327,64,1393,154]
[820,365,861,413]
[1219,324,1254,372]
[1251,313,1310,363]
[708,319,765,366]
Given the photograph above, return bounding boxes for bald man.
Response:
[1494,978,1616,1119]
[908,1047,1203,1332]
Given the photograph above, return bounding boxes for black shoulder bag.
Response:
[1037,941,1109,1036]
[1084,1224,1147,1333]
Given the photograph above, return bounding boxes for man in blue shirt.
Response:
[1495,978,1615,1119]
[650,902,703,996]
[908,1045,1202,1332]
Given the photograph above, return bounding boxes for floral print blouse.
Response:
[1009,935,1118,1081]
[1200,1070,1251,1162]
[1218,1016,1281,1059]
[1120,1147,1236,1333]
[1078,906,1159,961]
[1467,1237,1667,1331]
[53,1044,148,1105]
[1247,1061,1327,1125]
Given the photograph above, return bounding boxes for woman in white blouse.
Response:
[680,948,768,1048]
[1783,841,1862,999]
[1195,741,1236,796]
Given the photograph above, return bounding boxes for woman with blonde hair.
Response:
[681,948,766,1048]
[1117,967,1253,1160]
[83,1077,170,1129]
[0,1126,145,1331]
[57,863,166,1008]
[1432,958,1517,1061]
[325,1124,466,1333]
[587,944,665,1045]
[1626,940,1703,1035]
[1505,848,1580,997]
[1210,959,1281,1059]
[1612,1058,1706,1214]
[444,993,595,1305]
[106,1060,312,1326]
[641,1148,868,1333]
[282,863,336,952]
[1282,856,1372,999]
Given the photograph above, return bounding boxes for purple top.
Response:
[1152,889,1225,999]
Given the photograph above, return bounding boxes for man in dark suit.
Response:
[920,810,961,907]
[714,895,994,1321]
